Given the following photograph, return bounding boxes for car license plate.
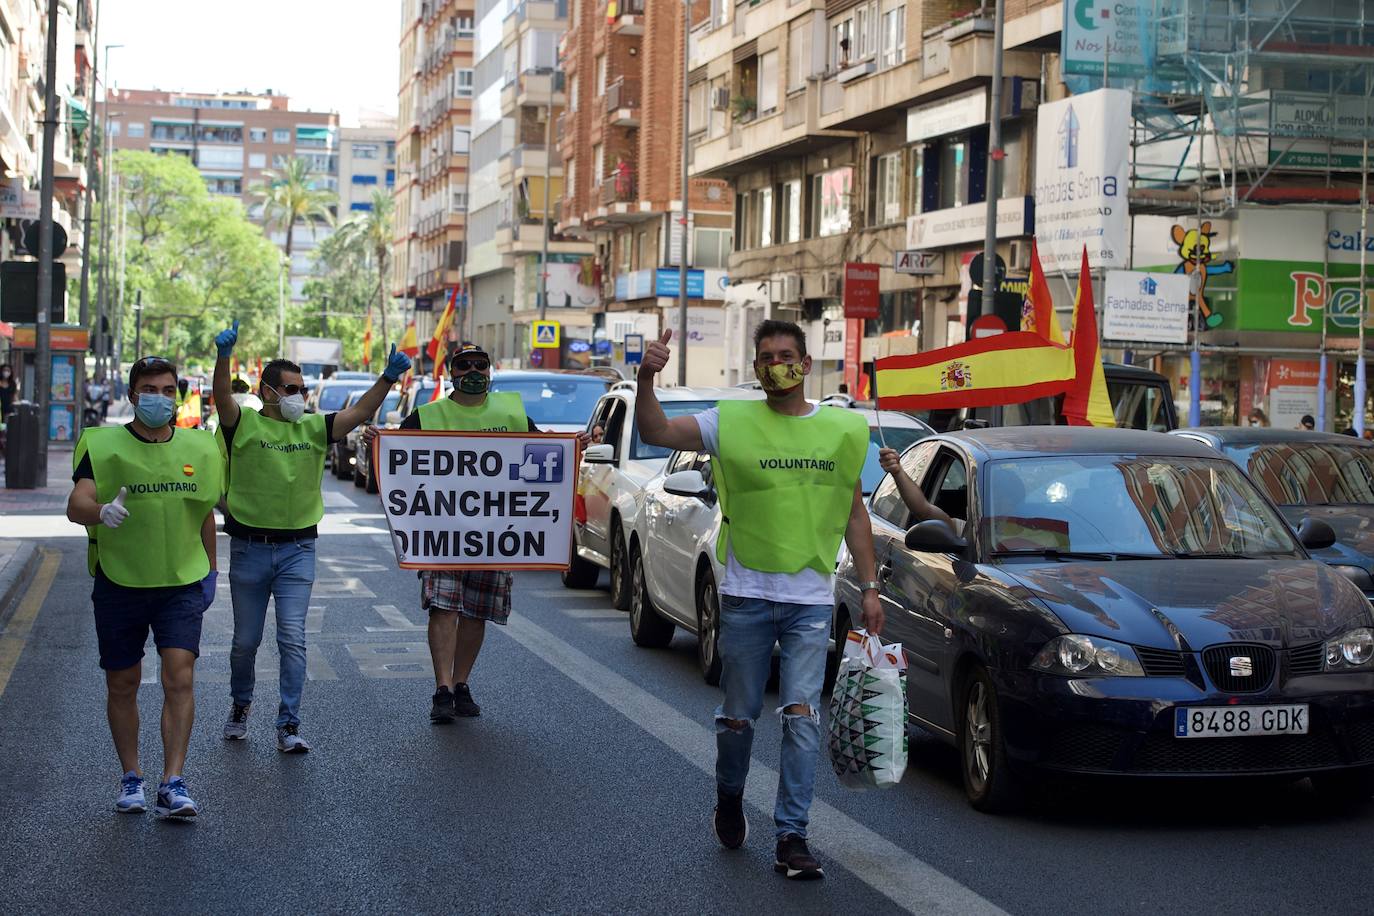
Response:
[1174,704,1309,738]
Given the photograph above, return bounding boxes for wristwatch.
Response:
[859,580,881,593]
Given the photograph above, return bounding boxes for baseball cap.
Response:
[448,343,490,364]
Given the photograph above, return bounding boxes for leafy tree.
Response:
[331,190,395,349]
[249,156,337,260]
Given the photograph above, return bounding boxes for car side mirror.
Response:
[1298,517,1337,550]
[583,443,616,465]
[385,410,401,425]
[663,469,712,502]
[905,518,968,554]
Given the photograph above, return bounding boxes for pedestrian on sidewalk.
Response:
[1,363,17,418]
[212,319,411,753]
[363,344,592,723]
[66,356,224,818]
[634,320,883,881]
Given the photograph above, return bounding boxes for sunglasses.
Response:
[271,383,307,396]
[450,358,490,373]
[132,355,176,374]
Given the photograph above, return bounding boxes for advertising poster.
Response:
[50,354,75,402]
[1103,271,1191,343]
[49,403,74,442]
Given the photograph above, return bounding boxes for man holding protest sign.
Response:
[212,320,412,752]
[634,321,883,881]
[366,344,590,724]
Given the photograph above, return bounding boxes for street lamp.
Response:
[677,0,690,386]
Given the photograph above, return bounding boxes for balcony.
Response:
[691,84,847,179]
[511,143,555,179]
[611,0,645,35]
[605,77,640,127]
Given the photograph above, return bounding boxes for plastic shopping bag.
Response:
[827,629,909,790]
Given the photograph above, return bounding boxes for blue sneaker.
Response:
[114,771,145,814]
[154,777,199,819]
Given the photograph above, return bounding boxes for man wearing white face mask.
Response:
[212,319,411,752]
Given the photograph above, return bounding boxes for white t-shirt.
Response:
[695,406,836,606]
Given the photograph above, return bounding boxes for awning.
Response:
[66,97,89,133]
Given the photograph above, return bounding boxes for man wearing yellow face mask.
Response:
[635,319,882,882]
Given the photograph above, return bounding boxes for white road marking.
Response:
[313,576,376,598]
[365,604,426,632]
[525,589,608,599]
[141,645,338,685]
[306,605,327,634]
[345,642,431,678]
[501,614,1007,916]
[558,607,623,620]
[322,491,357,509]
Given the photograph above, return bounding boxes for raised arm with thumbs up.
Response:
[212,318,243,430]
[99,487,129,529]
[639,328,674,379]
[632,329,706,454]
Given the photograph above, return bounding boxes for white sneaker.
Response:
[276,724,311,753]
[154,777,199,818]
[223,702,250,740]
[114,772,145,813]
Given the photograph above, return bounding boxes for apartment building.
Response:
[687,0,1059,394]
[393,0,474,347]
[556,0,735,384]
[107,87,339,300]
[339,118,397,215]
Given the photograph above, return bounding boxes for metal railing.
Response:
[605,77,640,113]
[599,170,636,205]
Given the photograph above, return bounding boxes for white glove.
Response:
[99,487,129,529]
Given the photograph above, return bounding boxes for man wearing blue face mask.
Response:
[211,320,411,752]
[67,356,224,818]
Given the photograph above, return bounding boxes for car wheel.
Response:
[696,568,722,686]
[1310,766,1374,801]
[609,525,629,611]
[353,462,366,489]
[562,536,600,589]
[629,546,674,648]
[959,666,1020,813]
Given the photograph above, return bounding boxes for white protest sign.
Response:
[375,431,577,571]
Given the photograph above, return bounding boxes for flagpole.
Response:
[871,362,887,448]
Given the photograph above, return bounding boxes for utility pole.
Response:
[979,0,1006,318]
[35,0,60,474]
[278,254,286,357]
[78,5,102,380]
[677,0,690,386]
[321,293,329,337]
[538,101,553,322]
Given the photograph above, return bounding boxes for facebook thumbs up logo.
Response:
[512,444,564,483]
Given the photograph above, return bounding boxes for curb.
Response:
[0,541,41,630]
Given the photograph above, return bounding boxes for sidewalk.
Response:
[0,539,40,625]
[0,448,75,515]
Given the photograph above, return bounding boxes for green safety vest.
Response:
[75,426,224,588]
[222,408,328,530]
[714,400,869,576]
[415,391,528,431]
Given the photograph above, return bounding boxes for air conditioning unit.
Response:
[711,87,731,111]
[1008,238,1032,271]
[781,274,801,303]
[821,271,841,298]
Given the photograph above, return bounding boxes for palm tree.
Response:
[250,156,337,262]
[333,189,395,349]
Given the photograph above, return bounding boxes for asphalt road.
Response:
[2,470,1373,915]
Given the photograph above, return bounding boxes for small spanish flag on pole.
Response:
[1061,246,1116,427]
[427,287,458,363]
[398,320,420,358]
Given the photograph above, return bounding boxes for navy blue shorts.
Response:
[92,569,206,671]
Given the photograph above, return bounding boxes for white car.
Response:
[563,384,763,608]
[627,408,936,684]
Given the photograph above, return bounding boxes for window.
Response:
[198,147,243,169]
[592,143,604,185]
[107,120,121,137]
[452,189,468,212]
[1001,124,1024,197]
[351,143,380,159]
[688,80,707,135]
[126,122,145,138]
[872,151,902,225]
[831,17,852,70]
[694,227,733,268]
[938,137,967,209]
[386,169,395,186]
[751,187,773,247]
[927,452,969,524]
[296,126,331,147]
[855,3,875,60]
[757,50,779,115]
[869,475,908,528]
[779,179,801,244]
[350,201,372,211]
[787,18,810,92]
[811,166,852,238]
[352,174,379,185]
[456,15,474,37]
[617,233,632,273]
[249,127,267,142]
[452,127,470,153]
[879,1,905,69]
[907,144,925,215]
[456,69,474,98]
[595,54,607,95]
[273,128,290,144]
[637,231,652,270]
[248,152,267,169]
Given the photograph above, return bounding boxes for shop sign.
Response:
[685,307,725,347]
[0,181,39,220]
[1267,91,1374,171]
[1266,359,1332,431]
[907,88,986,143]
[843,262,880,320]
[1102,271,1190,344]
[12,325,89,349]
[894,249,942,276]
[905,197,1031,250]
[1061,1,1185,78]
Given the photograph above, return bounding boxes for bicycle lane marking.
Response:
[500,612,1008,916]
[0,549,61,701]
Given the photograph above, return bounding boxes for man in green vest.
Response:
[366,343,591,723]
[67,356,224,818]
[211,320,411,752]
[635,320,883,881]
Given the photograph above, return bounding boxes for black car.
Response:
[1173,427,1374,599]
[836,427,1374,811]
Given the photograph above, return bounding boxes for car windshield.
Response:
[984,455,1302,559]
[375,391,400,424]
[319,384,371,412]
[860,427,929,494]
[1224,441,1374,507]
[490,377,606,426]
[633,400,718,460]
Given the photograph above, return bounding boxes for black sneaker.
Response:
[774,834,824,880]
[430,687,456,724]
[452,683,481,717]
[713,787,748,850]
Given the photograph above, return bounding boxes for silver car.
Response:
[627,409,935,685]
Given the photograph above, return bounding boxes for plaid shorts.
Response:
[419,570,513,625]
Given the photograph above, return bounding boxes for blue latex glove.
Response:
[200,570,218,611]
[215,319,239,358]
[382,342,412,382]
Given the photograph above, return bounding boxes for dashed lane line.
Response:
[501,613,1008,916]
[0,549,61,701]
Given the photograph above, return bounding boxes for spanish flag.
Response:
[1021,239,1065,344]
[874,332,1075,411]
[398,320,420,358]
[427,287,458,362]
[1061,247,1116,427]
[361,309,373,367]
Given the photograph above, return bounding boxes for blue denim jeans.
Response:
[228,538,316,728]
[714,594,831,839]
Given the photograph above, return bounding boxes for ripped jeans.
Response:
[715,594,831,839]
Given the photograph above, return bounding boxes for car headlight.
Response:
[1031,634,1145,677]
[1332,565,1374,591]
[1324,627,1374,670]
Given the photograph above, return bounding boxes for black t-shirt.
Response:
[220,411,339,540]
[399,411,539,431]
[72,423,171,481]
